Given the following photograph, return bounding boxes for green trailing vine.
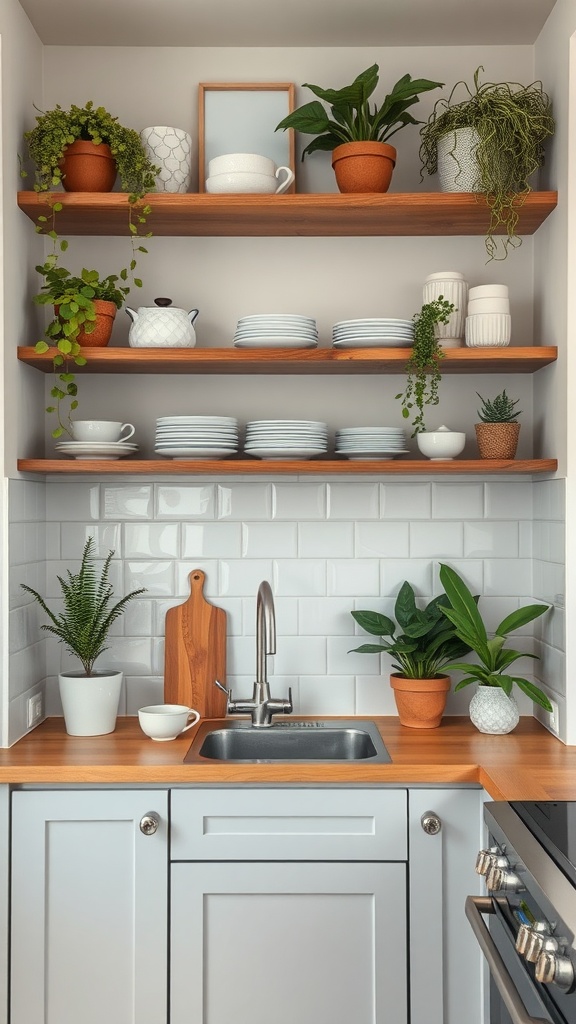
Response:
[396,297,455,435]
[419,67,554,261]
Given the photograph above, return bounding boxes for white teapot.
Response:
[126,298,199,348]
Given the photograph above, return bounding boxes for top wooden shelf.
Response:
[17,190,558,237]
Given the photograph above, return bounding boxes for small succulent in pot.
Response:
[475,389,521,459]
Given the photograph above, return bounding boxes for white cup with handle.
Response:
[138,704,200,741]
[72,420,136,443]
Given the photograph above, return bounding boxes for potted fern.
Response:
[21,538,145,736]
[276,64,442,192]
[475,389,521,459]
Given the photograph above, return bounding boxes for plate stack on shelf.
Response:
[335,426,410,461]
[55,440,139,461]
[332,318,414,348]
[244,419,328,460]
[154,416,239,459]
[233,314,318,349]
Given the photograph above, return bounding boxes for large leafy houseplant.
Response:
[419,67,555,260]
[396,297,455,435]
[438,562,552,712]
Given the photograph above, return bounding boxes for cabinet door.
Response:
[10,789,168,1024]
[171,861,407,1024]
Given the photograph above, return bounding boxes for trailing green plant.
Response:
[275,65,443,158]
[419,67,555,260]
[476,389,521,423]
[20,537,146,677]
[33,263,130,437]
[396,297,455,435]
[349,580,473,679]
[438,562,552,711]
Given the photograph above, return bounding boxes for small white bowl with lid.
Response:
[416,425,466,460]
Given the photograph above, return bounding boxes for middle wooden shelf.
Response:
[17,346,558,375]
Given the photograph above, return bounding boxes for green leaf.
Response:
[496,604,549,636]
[351,609,396,637]
[348,643,387,654]
[276,101,331,135]
[35,341,50,354]
[453,677,478,690]
[438,564,488,647]
[513,678,553,711]
[394,581,418,627]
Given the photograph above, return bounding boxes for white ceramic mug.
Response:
[72,420,136,443]
[138,704,200,741]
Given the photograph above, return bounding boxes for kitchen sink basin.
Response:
[184,719,391,763]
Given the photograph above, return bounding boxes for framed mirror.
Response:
[198,82,295,193]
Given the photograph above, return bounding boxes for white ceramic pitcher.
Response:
[126,298,199,348]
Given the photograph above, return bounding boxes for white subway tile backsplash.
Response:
[273,559,326,596]
[273,483,326,520]
[299,676,356,716]
[549,522,566,564]
[274,636,327,676]
[327,559,380,597]
[60,523,122,559]
[356,675,397,716]
[463,521,519,558]
[182,522,242,559]
[299,521,354,558]
[380,482,431,519]
[125,676,164,715]
[124,560,175,597]
[155,484,215,519]
[410,521,464,558]
[176,560,220,596]
[298,597,355,637]
[97,637,153,675]
[327,482,379,520]
[242,596,298,636]
[519,521,533,558]
[123,600,154,637]
[533,560,565,606]
[484,559,533,596]
[124,523,180,558]
[152,637,165,675]
[242,522,298,558]
[47,482,100,521]
[355,522,409,558]
[328,635,378,675]
[485,481,533,519]
[432,483,484,520]
[103,485,153,520]
[381,560,432,596]
[221,559,274,596]
[8,642,45,699]
[217,483,272,520]
[9,523,44,566]
[432,559,484,595]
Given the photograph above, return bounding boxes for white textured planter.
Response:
[58,670,123,736]
[437,127,481,192]
[140,126,192,193]
[469,686,519,734]
[423,271,468,348]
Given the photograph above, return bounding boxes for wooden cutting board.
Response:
[163,569,227,717]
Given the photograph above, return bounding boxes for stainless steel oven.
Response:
[469,802,576,1024]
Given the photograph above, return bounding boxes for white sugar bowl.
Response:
[417,425,466,460]
[126,298,199,348]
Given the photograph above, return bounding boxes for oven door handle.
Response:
[466,896,549,1024]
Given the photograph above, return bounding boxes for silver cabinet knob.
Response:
[421,811,442,835]
[139,813,160,836]
[535,951,575,990]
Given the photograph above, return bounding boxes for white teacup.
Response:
[72,420,136,443]
[209,152,276,176]
[206,169,294,195]
[138,704,200,741]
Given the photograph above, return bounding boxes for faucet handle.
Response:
[287,686,293,713]
[214,678,231,700]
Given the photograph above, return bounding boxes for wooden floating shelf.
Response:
[17,459,558,476]
[17,346,558,375]
[17,191,558,238]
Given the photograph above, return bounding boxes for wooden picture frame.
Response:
[198,82,295,193]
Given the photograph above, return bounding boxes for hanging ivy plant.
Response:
[396,297,455,435]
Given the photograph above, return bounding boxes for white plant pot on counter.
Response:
[469,686,519,734]
[58,670,123,736]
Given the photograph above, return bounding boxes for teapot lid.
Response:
[154,297,173,307]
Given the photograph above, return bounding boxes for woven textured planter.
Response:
[331,142,396,193]
[390,673,450,729]
[60,140,117,192]
[475,422,520,459]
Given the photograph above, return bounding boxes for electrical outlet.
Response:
[27,692,44,729]
[548,698,560,735]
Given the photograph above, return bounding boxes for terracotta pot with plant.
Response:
[396,296,455,435]
[276,65,442,192]
[475,389,521,459]
[439,563,551,734]
[349,579,473,728]
[21,538,146,737]
[419,67,555,260]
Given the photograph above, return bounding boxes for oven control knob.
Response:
[516,921,550,957]
[486,866,524,894]
[535,951,575,990]
[475,848,504,875]
[525,931,558,963]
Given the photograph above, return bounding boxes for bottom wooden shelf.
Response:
[17,459,558,475]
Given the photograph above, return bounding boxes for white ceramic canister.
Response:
[465,312,511,348]
[140,126,192,194]
[423,271,468,348]
[437,127,481,192]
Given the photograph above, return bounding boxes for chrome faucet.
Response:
[215,580,293,728]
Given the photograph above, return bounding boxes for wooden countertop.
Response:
[0,717,574,799]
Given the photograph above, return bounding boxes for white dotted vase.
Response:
[140,126,192,193]
[469,686,520,735]
[437,127,481,192]
[423,271,468,348]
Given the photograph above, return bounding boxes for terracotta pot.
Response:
[390,673,450,729]
[55,299,117,348]
[475,422,520,459]
[331,142,396,193]
[60,140,117,192]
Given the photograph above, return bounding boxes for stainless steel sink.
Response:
[184,720,391,763]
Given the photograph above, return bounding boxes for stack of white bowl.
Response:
[335,426,409,461]
[465,285,511,347]
[154,416,239,459]
[244,420,328,460]
[332,319,414,348]
[205,153,295,195]
[234,314,318,349]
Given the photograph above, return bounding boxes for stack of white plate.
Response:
[55,441,139,461]
[244,419,328,460]
[154,416,239,459]
[234,314,318,349]
[332,318,414,348]
[335,426,409,461]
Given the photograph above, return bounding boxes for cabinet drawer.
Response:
[170,788,407,861]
